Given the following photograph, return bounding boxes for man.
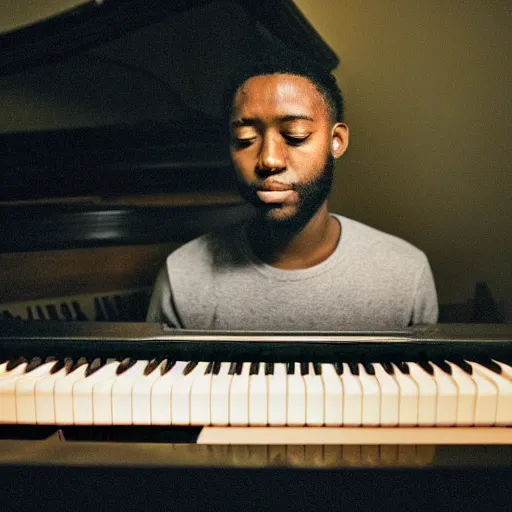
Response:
[146,47,438,330]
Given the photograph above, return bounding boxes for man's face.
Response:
[229,73,336,230]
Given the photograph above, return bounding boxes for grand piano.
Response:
[1,1,511,510]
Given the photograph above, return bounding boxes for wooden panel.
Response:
[0,242,180,303]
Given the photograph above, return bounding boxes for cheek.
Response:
[231,151,254,178]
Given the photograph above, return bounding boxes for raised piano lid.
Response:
[0,1,338,252]
[0,0,338,200]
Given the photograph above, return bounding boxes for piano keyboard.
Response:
[0,288,151,322]
[2,356,512,427]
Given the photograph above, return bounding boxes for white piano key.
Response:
[210,362,233,426]
[321,364,342,426]
[150,361,187,425]
[73,361,119,425]
[34,363,72,424]
[132,360,166,425]
[0,361,28,423]
[359,364,380,426]
[172,362,209,425]
[431,363,457,426]
[407,363,437,426]
[249,363,268,426]
[391,364,419,426]
[489,361,512,425]
[190,362,214,426]
[229,362,251,426]
[445,363,476,426]
[111,360,148,424]
[373,364,399,426]
[495,360,512,380]
[15,360,58,424]
[304,363,324,426]
[54,363,88,425]
[340,363,362,426]
[0,361,7,375]
[267,363,287,426]
[466,361,498,426]
[287,363,306,426]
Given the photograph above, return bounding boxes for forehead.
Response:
[231,73,329,120]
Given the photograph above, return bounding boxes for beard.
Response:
[236,152,335,237]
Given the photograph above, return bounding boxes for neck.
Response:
[247,203,341,269]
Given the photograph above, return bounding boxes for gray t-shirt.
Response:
[146,214,438,330]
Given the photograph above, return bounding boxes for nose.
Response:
[257,134,286,176]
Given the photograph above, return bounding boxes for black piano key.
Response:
[26,306,35,320]
[2,310,18,320]
[25,356,43,373]
[228,362,237,375]
[450,359,473,375]
[381,362,394,374]
[348,362,359,375]
[287,362,295,375]
[160,359,176,375]
[114,295,129,321]
[183,361,198,375]
[432,359,452,375]
[35,306,47,320]
[86,358,103,377]
[50,357,72,374]
[395,361,410,374]
[265,362,274,375]
[6,356,27,371]
[60,303,74,321]
[300,362,309,375]
[101,296,118,321]
[234,361,244,375]
[116,357,136,375]
[94,297,107,321]
[72,357,88,371]
[249,362,260,375]
[313,362,322,375]
[72,301,88,321]
[474,358,502,374]
[144,359,161,376]
[363,362,375,375]
[212,361,221,375]
[418,360,434,375]
[205,361,214,375]
[334,362,344,375]
[45,305,60,320]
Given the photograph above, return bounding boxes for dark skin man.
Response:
[230,73,349,270]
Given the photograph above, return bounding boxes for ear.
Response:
[330,123,349,158]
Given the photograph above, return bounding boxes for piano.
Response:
[1,1,511,510]
[1,321,512,510]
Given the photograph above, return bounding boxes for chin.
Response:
[256,203,298,223]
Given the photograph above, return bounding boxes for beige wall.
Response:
[296,0,511,313]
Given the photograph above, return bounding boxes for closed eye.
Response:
[233,137,256,149]
[283,134,310,145]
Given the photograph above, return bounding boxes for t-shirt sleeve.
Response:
[411,257,439,325]
[145,265,183,327]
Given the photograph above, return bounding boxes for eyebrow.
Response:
[231,114,315,127]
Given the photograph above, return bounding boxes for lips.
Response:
[258,181,294,192]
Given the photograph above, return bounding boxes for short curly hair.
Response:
[222,44,344,126]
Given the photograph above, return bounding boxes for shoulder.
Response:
[335,214,429,269]
[166,221,246,271]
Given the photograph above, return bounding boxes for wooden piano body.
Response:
[1,321,512,511]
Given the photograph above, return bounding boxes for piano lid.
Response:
[0,1,338,199]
